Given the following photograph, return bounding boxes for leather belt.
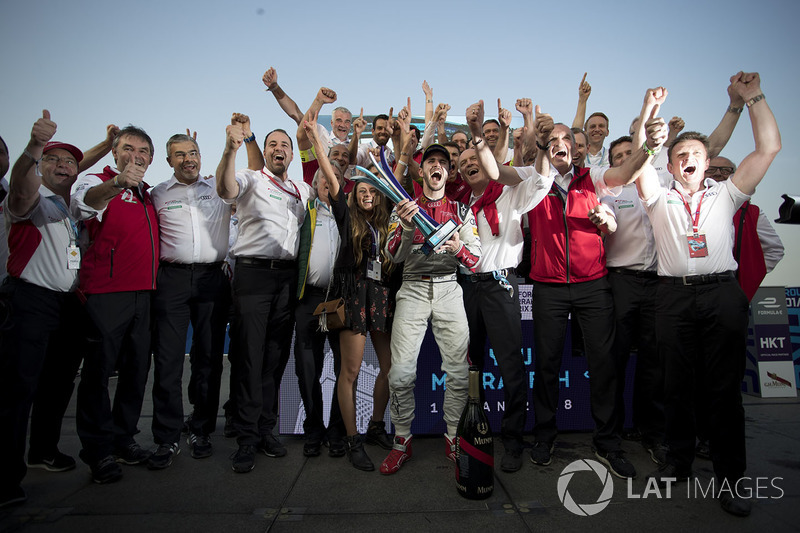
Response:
[661,270,736,286]
[608,267,659,279]
[465,268,514,282]
[160,261,223,270]
[403,273,458,283]
[237,257,297,270]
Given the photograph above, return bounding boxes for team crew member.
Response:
[381,142,481,475]
[71,125,159,483]
[217,123,312,474]
[600,135,666,464]
[635,75,781,517]
[0,112,88,508]
[458,100,555,473]
[147,133,232,468]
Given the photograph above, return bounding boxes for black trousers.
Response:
[294,286,344,440]
[462,274,526,451]
[0,278,85,489]
[151,263,230,443]
[607,270,664,446]
[77,290,151,463]
[531,277,620,452]
[232,263,296,445]
[657,277,748,482]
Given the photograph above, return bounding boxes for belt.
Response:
[608,267,659,279]
[237,257,297,270]
[465,268,514,282]
[403,273,458,283]
[661,270,736,286]
[160,261,223,271]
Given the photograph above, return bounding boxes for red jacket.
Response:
[734,201,766,302]
[79,166,159,294]
[526,166,606,283]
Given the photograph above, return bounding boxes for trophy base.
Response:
[420,219,459,256]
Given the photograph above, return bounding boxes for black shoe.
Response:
[646,463,691,487]
[501,448,523,473]
[365,419,393,450]
[595,449,637,479]
[147,443,180,470]
[258,433,287,458]
[223,412,236,438]
[115,442,152,465]
[303,438,322,457]
[530,441,554,466]
[0,486,27,509]
[719,491,752,517]
[328,435,346,458]
[231,445,256,473]
[695,439,711,460]
[91,455,123,484]
[621,427,642,441]
[27,450,76,472]
[644,443,668,466]
[345,435,374,471]
[187,433,213,459]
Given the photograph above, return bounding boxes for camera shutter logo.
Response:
[557,459,614,516]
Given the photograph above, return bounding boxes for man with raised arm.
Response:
[71,125,160,483]
[380,120,481,474]
[634,74,780,517]
[216,120,312,474]
[457,100,554,472]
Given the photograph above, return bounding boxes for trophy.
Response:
[353,148,458,255]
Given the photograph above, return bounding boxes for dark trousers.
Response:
[462,274,526,451]
[0,279,85,489]
[232,263,296,445]
[151,264,230,443]
[608,271,664,446]
[77,291,151,463]
[531,277,620,452]
[657,277,748,482]
[294,286,344,441]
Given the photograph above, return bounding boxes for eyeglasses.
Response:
[705,166,734,176]
[41,155,77,167]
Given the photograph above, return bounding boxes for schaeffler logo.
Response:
[557,459,613,516]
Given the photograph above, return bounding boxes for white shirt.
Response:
[150,175,231,264]
[4,186,79,292]
[229,167,311,260]
[356,141,394,168]
[468,170,554,273]
[316,123,348,151]
[307,199,340,288]
[645,178,749,277]
[545,163,619,200]
[754,207,784,272]
[71,167,147,222]
[585,146,609,168]
[601,184,658,271]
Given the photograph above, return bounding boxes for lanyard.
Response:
[261,169,300,202]
[366,221,379,260]
[47,196,79,243]
[678,188,706,235]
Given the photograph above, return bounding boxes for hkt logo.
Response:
[557,459,613,516]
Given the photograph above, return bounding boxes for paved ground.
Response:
[2,363,798,533]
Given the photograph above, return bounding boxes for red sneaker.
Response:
[380,436,413,475]
[445,434,456,463]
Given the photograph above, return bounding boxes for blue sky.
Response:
[1,0,799,285]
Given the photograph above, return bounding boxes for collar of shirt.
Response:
[314,198,332,213]
[165,174,214,190]
[548,162,575,192]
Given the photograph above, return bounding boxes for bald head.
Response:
[706,156,736,182]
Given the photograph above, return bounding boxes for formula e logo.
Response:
[557,459,614,516]
[758,297,781,309]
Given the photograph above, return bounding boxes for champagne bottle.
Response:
[455,366,494,499]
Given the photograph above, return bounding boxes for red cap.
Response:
[43,141,83,163]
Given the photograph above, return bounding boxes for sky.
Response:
[1,0,799,285]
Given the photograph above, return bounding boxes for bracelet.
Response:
[112,175,123,189]
[400,152,410,157]
[642,141,659,156]
[23,148,40,163]
[426,99,432,103]
[472,138,483,147]
[535,141,549,151]
[727,105,743,114]
[243,133,256,143]
[746,94,765,108]
[397,160,408,168]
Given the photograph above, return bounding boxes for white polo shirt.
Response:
[150,175,231,264]
[468,170,554,273]
[645,177,749,277]
[306,199,340,288]
[4,185,79,292]
[601,184,658,271]
[229,167,311,260]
